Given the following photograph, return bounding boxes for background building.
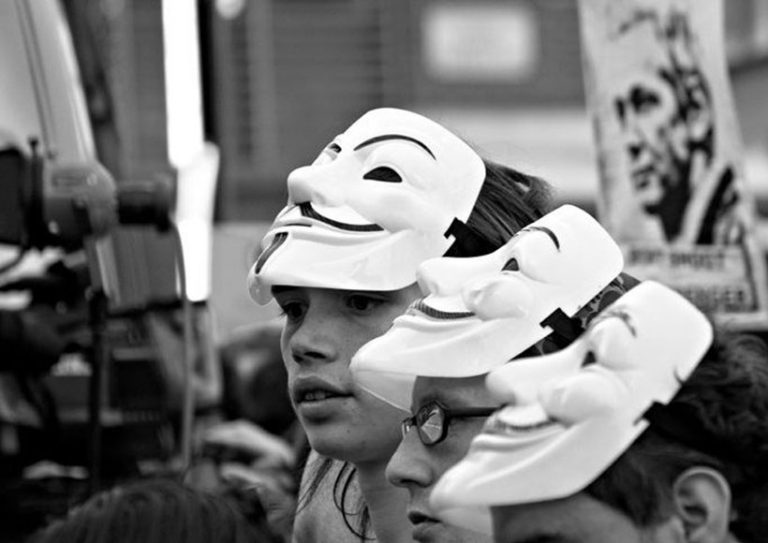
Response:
[63,0,768,333]
[203,0,768,220]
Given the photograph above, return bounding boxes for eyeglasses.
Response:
[401,401,496,446]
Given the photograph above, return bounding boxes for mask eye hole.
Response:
[502,258,519,271]
[363,166,402,183]
[313,142,341,165]
[582,351,597,367]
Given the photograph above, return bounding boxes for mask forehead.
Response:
[429,281,713,521]
[350,205,624,410]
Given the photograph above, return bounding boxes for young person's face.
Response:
[273,284,420,463]
[386,375,495,543]
[491,493,671,543]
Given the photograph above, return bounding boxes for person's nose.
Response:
[386,427,434,490]
[621,110,647,161]
[285,307,341,366]
[628,141,644,161]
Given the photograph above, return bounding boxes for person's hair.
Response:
[520,271,641,357]
[28,477,280,543]
[444,159,552,256]
[585,331,768,542]
[299,158,553,540]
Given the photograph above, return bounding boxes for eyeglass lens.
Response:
[416,403,446,445]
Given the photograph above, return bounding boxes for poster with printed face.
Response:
[577,0,768,328]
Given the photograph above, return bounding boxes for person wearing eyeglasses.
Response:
[351,205,636,543]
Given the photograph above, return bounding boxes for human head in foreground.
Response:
[28,477,278,543]
[246,107,551,536]
[433,281,768,542]
[351,204,633,541]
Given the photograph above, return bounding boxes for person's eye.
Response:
[345,294,384,314]
[363,166,402,183]
[637,90,660,111]
[276,300,307,322]
[502,257,519,271]
[419,406,446,444]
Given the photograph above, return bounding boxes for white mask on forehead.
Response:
[350,205,624,410]
[289,108,484,232]
[248,108,485,304]
[429,281,713,533]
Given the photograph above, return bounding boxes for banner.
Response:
[577,0,768,328]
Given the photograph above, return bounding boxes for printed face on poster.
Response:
[577,0,768,327]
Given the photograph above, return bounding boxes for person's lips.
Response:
[408,510,441,542]
[291,376,351,404]
[631,165,656,190]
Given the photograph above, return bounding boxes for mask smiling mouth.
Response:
[409,298,475,320]
[298,202,383,232]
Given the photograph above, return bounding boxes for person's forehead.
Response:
[411,375,493,408]
[612,58,676,100]
[271,284,416,298]
[490,494,627,542]
[612,23,674,70]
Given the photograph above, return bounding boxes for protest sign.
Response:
[577,0,768,328]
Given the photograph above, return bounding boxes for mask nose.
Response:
[462,275,531,320]
[287,164,345,207]
[417,253,497,297]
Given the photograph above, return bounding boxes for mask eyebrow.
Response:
[353,134,436,159]
[521,226,560,250]
[590,308,636,336]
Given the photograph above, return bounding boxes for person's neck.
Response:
[355,459,412,543]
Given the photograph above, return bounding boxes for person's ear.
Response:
[672,466,733,542]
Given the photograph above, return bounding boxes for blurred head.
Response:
[248,108,551,463]
[29,478,278,543]
[612,11,713,239]
[219,321,295,436]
